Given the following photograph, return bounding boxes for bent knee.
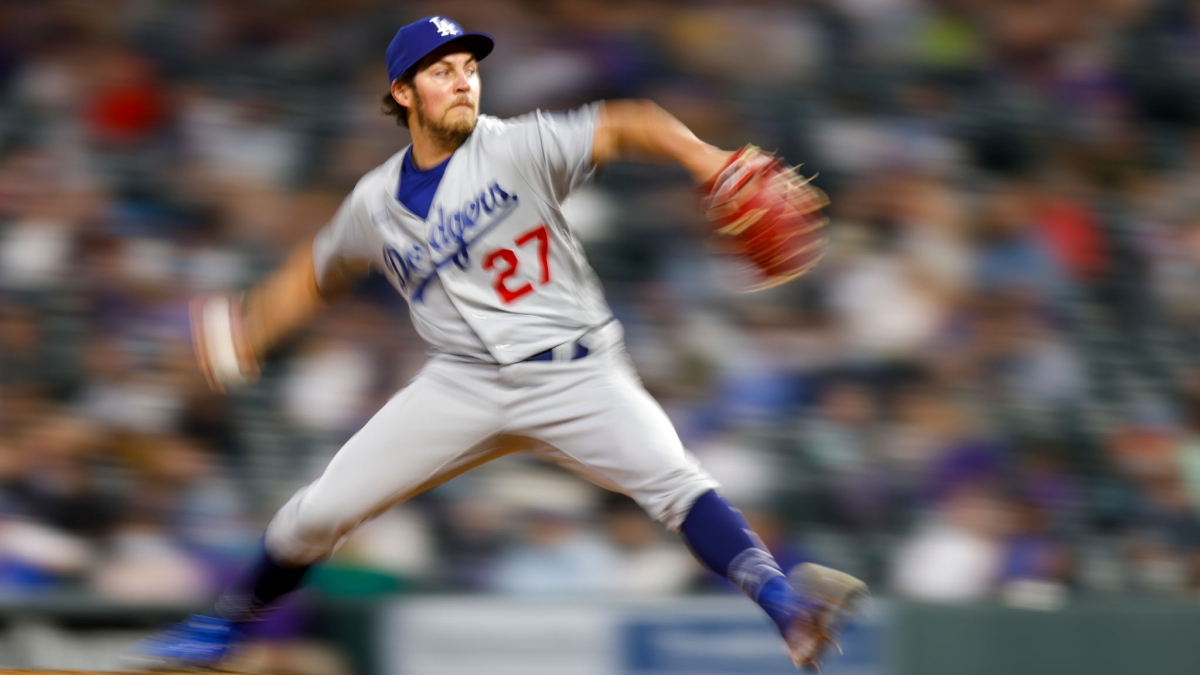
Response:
[635,470,721,533]
[264,487,364,566]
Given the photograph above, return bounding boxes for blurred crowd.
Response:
[5,0,1200,617]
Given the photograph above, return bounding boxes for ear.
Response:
[391,80,412,107]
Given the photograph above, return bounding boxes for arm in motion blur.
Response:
[591,99,733,185]
[243,234,365,359]
[193,235,366,391]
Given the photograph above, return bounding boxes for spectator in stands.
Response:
[997,497,1074,608]
[601,495,698,595]
[0,411,104,594]
[891,444,1014,602]
[1033,176,1109,285]
[489,508,618,595]
[879,380,971,516]
[974,181,1067,302]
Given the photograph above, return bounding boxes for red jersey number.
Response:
[483,224,552,304]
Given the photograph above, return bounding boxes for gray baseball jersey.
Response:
[264,103,718,567]
[312,103,612,364]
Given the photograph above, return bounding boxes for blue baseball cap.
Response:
[386,16,494,85]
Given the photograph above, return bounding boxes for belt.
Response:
[524,342,590,362]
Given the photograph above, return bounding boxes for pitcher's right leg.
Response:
[133,357,506,668]
[262,356,506,582]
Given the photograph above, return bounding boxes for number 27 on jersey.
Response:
[483,223,551,304]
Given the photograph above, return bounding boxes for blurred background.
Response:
[3,0,1200,673]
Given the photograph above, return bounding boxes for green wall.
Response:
[891,600,1200,675]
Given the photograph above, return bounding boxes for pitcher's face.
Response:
[407,46,480,148]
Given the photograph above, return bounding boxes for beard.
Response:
[413,90,477,149]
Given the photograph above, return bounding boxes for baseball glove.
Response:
[700,145,829,291]
[190,293,260,392]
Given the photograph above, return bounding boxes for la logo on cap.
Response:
[429,17,460,37]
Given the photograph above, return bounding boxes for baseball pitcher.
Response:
[135,15,860,671]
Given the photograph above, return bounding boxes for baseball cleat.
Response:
[783,563,869,671]
[128,614,242,669]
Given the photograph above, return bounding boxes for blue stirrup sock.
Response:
[680,490,800,633]
[213,540,311,624]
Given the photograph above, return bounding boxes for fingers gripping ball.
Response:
[190,294,260,392]
[700,145,830,291]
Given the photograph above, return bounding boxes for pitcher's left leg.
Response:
[516,364,802,635]
[511,354,867,670]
